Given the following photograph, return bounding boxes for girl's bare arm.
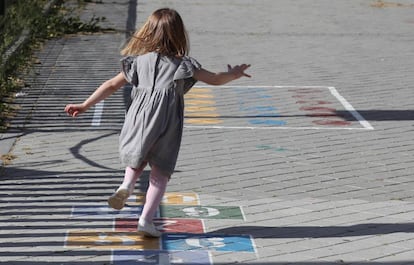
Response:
[65,72,127,117]
[193,64,251,86]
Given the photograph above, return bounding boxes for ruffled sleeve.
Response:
[120,56,139,86]
[173,56,202,94]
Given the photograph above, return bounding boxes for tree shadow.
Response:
[1,261,413,265]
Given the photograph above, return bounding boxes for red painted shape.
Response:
[115,219,138,232]
[306,113,337,117]
[292,88,352,127]
[292,94,321,99]
[300,106,336,112]
[115,218,204,233]
[313,120,352,126]
[289,88,323,93]
[296,100,332,105]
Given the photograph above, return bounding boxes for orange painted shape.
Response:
[65,230,159,250]
[136,192,200,206]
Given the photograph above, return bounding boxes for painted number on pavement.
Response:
[160,205,244,220]
[136,192,200,206]
[65,231,159,250]
[163,234,255,253]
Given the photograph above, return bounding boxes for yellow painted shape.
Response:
[65,230,159,250]
[189,88,213,93]
[184,87,222,124]
[185,113,220,117]
[136,192,200,206]
[185,93,214,99]
[186,99,216,105]
[186,119,223,124]
[186,106,217,112]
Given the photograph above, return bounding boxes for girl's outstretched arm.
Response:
[193,64,251,86]
[65,72,127,117]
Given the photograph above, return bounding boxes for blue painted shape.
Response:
[256,113,280,117]
[163,233,255,253]
[241,106,277,112]
[113,250,211,265]
[256,145,272,150]
[71,205,154,219]
[249,119,287,126]
[255,106,277,112]
[257,145,287,152]
[257,94,272,99]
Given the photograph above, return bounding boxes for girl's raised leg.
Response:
[108,163,146,210]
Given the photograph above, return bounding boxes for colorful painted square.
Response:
[163,233,255,253]
[65,230,159,250]
[115,218,204,234]
[113,250,211,264]
[136,192,200,206]
[160,205,244,220]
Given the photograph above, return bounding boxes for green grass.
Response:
[0,0,106,131]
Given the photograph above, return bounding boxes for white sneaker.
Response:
[108,189,130,210]
[138,220,162,238]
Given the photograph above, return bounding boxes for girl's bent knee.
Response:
[150,166,171,183]
[151,166,171,180]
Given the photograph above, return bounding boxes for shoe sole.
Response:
[138,224,162,238]
[138,230,161,238]
[108,189,129,210]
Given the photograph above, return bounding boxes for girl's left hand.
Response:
[64,103,87,117]
[228,64,251,79]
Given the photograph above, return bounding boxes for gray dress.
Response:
[119,52,201,175]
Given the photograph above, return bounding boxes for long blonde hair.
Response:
[121,8,189,57]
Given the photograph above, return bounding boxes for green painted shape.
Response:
[160,205,244,220]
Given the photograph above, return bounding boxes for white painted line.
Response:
[63,231,70,248]
[328,87,374,130]
[91,100,104,126]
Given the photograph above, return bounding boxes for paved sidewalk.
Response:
[1,0,414,264]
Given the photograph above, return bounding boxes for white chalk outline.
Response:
[328,87,374,130]
[184,86,374,131]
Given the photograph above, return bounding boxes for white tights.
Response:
[119,164,169,223]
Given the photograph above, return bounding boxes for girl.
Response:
[65,8,250,237]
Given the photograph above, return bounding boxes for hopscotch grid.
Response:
[240,205,246,221]
[185,86,374,131]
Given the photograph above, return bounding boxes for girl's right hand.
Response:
[228,64,251,79]
[64,103,87,117]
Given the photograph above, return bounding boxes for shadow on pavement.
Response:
[212,223,414,238]
[0,260,413,265]
[336,110,414,121]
